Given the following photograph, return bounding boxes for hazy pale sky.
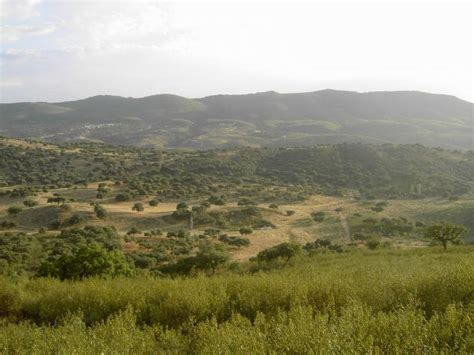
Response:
[0,0,472,103]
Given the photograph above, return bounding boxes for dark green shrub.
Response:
[311,211,325,222]
[148,199,159,207]
[132,203,144,212]
[257,242,301,263]
[115,193,130,202]
[23,200,38,208]
[7,206,22,216]
[239,227,253,235]
[37,243,133,280]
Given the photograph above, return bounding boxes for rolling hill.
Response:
[0,90,472,149]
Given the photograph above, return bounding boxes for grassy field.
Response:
[0,247,473,353]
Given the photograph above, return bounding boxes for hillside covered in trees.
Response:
[1,90,472,149]
[1,138,473,199]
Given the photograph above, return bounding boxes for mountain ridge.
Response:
[1,89,472,150]
[3,89,470,107]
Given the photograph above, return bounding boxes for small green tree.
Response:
[425,222,467,250]
[160,244,229,275]
[23,200,38,207]
[366,236,381,250]
[208,195,226,206]
[176,202,188,210]
[172,202,190,219]
[127,227,141,235]
[94,204,107,219]
[64,213,85,226]
[311,211,326,222]
[257,242,301,263]
[194,245,230,274]
[239,227,253,235]
[238,198,257,206]
[47,197,66,204]
[132,203,144,212]
[115,193,130,202]
[38,244,133,280]
[200,201,211,209]
[149,199,159,207]
[7,206,22,216]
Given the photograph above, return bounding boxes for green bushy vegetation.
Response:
[0,248,473,353]
[0,138,473,353]
[1,140,473,199]
[0,225,249,277]
[351,216,419,240]
[0,226,124,276]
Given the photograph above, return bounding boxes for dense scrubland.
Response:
[1,248,473,353]
[1,138,474,199]
[0,138,473,353]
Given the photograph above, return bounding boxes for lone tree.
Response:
[38,243,133,280]
[7,206,22,216]
[176,201,188,210]
[425,222,467,250]
[132,203,144,212]
[93,203,107,219]
[172,202,190,219]
[47,197,66,204]
[159,244,229,275]
[115,193,130,202]
[238,198,257,206]
[149,199,159,207]
[239,227,253,235]
[257,242,301,263]
[311,211,326,222]
[23,200,38,207]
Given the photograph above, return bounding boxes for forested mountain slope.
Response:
[1,90,472,149]
[1,138,473,199]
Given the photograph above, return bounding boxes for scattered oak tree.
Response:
[7,206,22,216]
[93,204,107,219]
[257,242,301,263]
[23,200,38,207]
[160,244,229,275]
[311,211,326,222]
[132,203,144,212]
[149,199,159,207]
[425,222,467,250]
[239,227,253,235]
[38,243,133,280]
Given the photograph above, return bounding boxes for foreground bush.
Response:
[37,243,133,280]
[0,248,473,353]
[0,302,472,354]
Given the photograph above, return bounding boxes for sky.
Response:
[0,0,473,103]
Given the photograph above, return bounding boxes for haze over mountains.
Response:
[0,89,472,150]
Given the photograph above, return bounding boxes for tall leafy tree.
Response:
[425,222,467,250]
[38,243,133,280]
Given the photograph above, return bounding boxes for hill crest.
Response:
[0,89,472,150]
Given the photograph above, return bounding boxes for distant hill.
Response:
[0,90,472,149]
